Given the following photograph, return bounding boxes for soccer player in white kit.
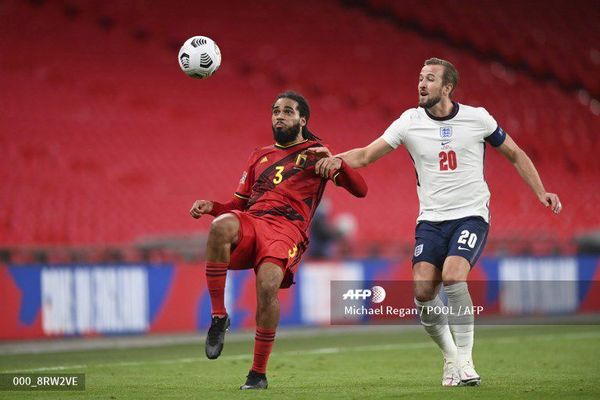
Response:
[311,58,562,386]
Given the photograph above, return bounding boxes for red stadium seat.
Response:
[0,0,597,254]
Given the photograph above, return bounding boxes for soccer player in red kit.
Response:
[189,91,368,390]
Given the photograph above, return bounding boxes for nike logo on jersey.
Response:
[260,156,269,164]
[458,246,471,251]
[441,140,452,146]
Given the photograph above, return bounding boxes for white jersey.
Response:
[381,103,506,223]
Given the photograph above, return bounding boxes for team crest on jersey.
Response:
[439,126,453,139]
[414,244,424,257]
[295,153,307,168]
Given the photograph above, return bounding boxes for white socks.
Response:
[444,282,474,364]
[415,296,457,361]
[416,282,475,364]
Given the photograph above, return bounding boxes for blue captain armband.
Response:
[485,125,507,147]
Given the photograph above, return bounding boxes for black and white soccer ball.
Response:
[178,36,221,79]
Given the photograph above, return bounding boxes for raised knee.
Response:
[208,215,238,244]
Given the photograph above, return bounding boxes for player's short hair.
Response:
[274,91,321,141]
[424,57,459,97]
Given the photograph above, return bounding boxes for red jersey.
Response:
[234,139,327,242]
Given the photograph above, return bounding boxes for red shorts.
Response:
[228,210,305,288]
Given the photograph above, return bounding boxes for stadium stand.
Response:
[366,0,600,97]
[1,0,598,257]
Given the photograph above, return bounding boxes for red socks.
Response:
[252,327,276,374]
[206,262,228,316]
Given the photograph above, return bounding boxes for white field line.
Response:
[4,330,600,373]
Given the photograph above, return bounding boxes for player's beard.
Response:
[272,122,302,145]
[419,91,442,109]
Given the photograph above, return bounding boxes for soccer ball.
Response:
[178,36,221,79]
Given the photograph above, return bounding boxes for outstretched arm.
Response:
[330,159,368,197]
[496,134,562,214]
[310,138,394,178]
[336,137,395,168]
[189,195,248,219]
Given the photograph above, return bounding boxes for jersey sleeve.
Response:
[480,107,507,147]
[380,109,413,149]
[332,159,368,197]
[234,150,258,200]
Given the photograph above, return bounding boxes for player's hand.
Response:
[539,192,562,214]
[305,146,333,159]
[315,157,343,179]
[190,200,213,219]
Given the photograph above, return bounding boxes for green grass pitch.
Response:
[1,325,599,399]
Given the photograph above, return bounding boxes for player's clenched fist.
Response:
[190,200,213,219]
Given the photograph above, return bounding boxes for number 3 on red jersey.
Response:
[439,150,457,171]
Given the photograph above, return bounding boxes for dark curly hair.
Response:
[274,91,321,141]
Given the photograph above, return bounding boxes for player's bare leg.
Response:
[204,214,239,359]
[442,256,480,386]
[240,262,284,390]
[413,261,460,386]
[255,263,284,329]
